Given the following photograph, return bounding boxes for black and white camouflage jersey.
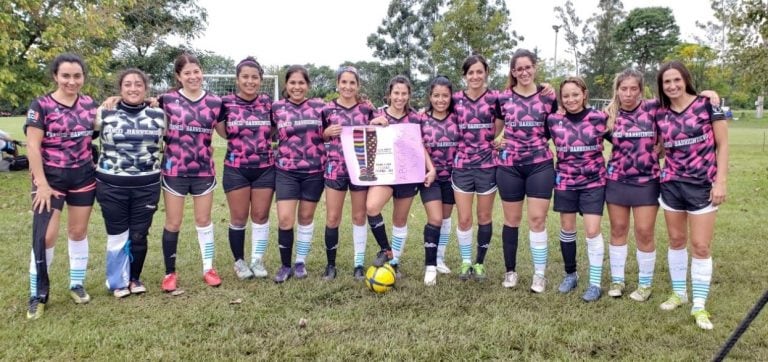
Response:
[96,102,166,177]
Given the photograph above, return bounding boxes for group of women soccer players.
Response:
[23,50,728,331]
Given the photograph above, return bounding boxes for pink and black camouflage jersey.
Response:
[272,98,326,173]
[606,100,660,184]
[453,90,501,169]
[220,93,274,168]
[159,90,222,177]
[321,100,377,180]
[546,108,608,191]
[25,94,97,168]
[496,87,557,166]
[421,112,459,181]
[656,96,725,184]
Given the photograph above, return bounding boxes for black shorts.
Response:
[162,176,217,197]
[222,165,275,193]
[96,179,161,235]
[659,181,717,214]
[419,179,456,205]
[451,167,497,195]
[605,179,660,207]
[553,186,606,215]
[33,165,96,209]
[325,177,369,192]
[275,169,325,202]
[496,160,555,202]
[389,183,419,199]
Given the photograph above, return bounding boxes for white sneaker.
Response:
[424,266,437,286]
[436,260,451,274]
[530,274,547,293]
[250,258,268,278]
[233,259,255,280]
[501,271,518,288]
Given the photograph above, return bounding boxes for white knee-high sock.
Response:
[390,225,408,265]
[530,230,548,277]
[29,248,54,297]
[637,249,656,287]
[586,234,604,287]
[668,248,689,298]
[457,227,473,264]
[251,221,269,264]
[68,237,89,288]
[691,257,713,312]
[352,224,367,267]
[609,243,628,283]
[438,218,452,261]
[295,223,314,264]
[196,224,214,272]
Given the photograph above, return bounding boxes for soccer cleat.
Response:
[436,260,452,274]
[501,271,518,288]
[293,263,308,279]
[113,288,131,299]
[250,258,268,278]
[582,285,603,302]
[69,285,91,304]
[692,309,714,330]
[531,274,547,293]
[424,266,437,286]
[353,266,365,281]
[274,265,292,283]
[558,272,578,293]
[233,259,255,280]
[458,262,473,281]
[26,297,45,320]
[129,280,147,295]
[373,249,393,267]
[162,272,177,292]
[472,263,486,281]
[660,293,688,311]
[629,286,652,302]
[608,282,625,298]
[322,264,337,281]
[203,269,222,287]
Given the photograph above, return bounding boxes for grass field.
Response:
[0,115,767,360]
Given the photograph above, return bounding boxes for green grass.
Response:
[1,115,767,360]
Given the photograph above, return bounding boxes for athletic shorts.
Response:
[275,169,324,202]
[659,181,717,214]
[325,177,368,192]
[496,160,555,202]
[222,165,275,193]
[419,179,456,205]
[451,167,497,195]
[605,179,660,207]
[33,165,96,209]
[162,175,217,197]
[553,186,605,215]
[388,183,419,199]
[96,179,161,235]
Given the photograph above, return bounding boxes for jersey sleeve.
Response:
[707,101,726,122]
[24,99,46,134]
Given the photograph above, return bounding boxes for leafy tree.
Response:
[665,43,719,91]
[720,0,768,98]
[580,0,626,99]
[429,0,521,83]
[614,7,680,83]
[0,0,128,111]
[554,0,584,75]
[367,0,444,79]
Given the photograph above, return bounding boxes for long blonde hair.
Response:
[605,69,644,132]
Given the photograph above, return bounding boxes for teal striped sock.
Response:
[251,221,269,264]
[68,238,88,288]
[295,223,314,264]
[586,234,604,287]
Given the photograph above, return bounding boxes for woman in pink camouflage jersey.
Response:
[271,65,327,283]
[655,61,728,330]
[25,53,98,319]
[546,76,608,302]
[158,53,223,292]
[217,57,276,281]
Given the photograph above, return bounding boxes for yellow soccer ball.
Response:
[365,264,396,294]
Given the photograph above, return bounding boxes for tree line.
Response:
[1,0,765,113]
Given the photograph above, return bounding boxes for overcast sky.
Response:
[192,0,716,69]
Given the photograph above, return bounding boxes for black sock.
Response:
[368,214,391,250]
[129,230,148,281]
[162,229,179,274]
[424,223,441,267]
[476,223,492,264]
[502,225,519,272]
[278,228,293,268]
[325,226,338,266]
[228,225,246,261]
[560,230,577,274]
